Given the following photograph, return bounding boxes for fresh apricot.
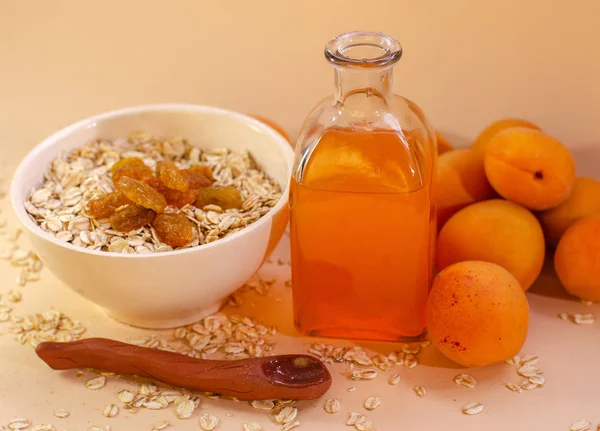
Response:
[484,128,576,211]
[554,215,600,301]
[472,118,540,154]
[435,149,497,229]
[436,131,453,155]
[538,177,600,246]
[436,199,545,291]
[250,115,292,144]
[427,261,529,367]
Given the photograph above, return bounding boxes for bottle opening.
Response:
[325,31,402,67]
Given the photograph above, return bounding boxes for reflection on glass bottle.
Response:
[290,31,437,342]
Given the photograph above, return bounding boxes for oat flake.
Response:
[275,406,297,424]
[282,421,300,431]
[85,376,106,390]
[251,399,275,411]
[8,418,32,430]
[53,409,70,418]
[150,421,170,431]
[453,373,477,388]
[347,413,364,426]
[364,396,381,410]
[461,402,484,415]
[175,399,195,419]
[198,414,219,431]
[570,419,592,431]
[103,403,119,417]
[413,385,426,398]
[31,426,55,431]
[505,382,522,392]
[243,422,262,431]
[324,398,341,414]
[388,374,401,385]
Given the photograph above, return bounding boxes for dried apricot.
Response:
[110,157,146,174]
[152,213,195,247]
[195,186,243,210]
[115,176,167,213]
[158,160,188,192]
[109,205,155,233]
[181,165,214,188]
[113,164,153,182]
[85,192,132,219]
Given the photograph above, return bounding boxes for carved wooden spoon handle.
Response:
[35,338,331,400]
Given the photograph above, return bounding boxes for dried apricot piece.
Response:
[115,176,167,213]
[143,177,197,208]
[152,213,195,247]
[109,205,155,233]
[85,192,132,219]
[113,164,154,182]
[195,186,243,210]
[158,160,188,192]
[110,157,146,174]
[181,165,214,188]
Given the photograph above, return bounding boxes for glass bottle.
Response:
[290,31,437,342]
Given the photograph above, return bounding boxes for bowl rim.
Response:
[10,103,294,259]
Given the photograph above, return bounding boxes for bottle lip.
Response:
[325,31,402,67]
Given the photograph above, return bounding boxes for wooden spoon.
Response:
[35,338,331,400]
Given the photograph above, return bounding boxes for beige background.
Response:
[1,1,600,430]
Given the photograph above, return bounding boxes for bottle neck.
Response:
[334,66,393,106]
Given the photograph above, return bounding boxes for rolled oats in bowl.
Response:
[24,131,282,253]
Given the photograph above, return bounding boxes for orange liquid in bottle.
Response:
[290,128,433,341]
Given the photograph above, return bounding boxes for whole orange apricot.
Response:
[472,118,540,154]
[436,199,545,290]
[484,128,576,211]
[436,131,454,155]
[435,149,497,229]
[250,115,292,144]
[427,261,529,367]
[538,177,600,246]
[554,215,600,301]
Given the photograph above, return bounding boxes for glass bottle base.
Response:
[295,322,428,343]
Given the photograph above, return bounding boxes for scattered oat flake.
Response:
[570,419,592,431]
[346,413,364,426]
[517,365,540,377]
[118,389,135,403]
[461,402,484,415]
[282,421,300,431]
[573,313,595,325]
[8,418,32,430]
[53,409,69,419]
[175,399,195,419]
[198,414,219,430]
[251,399,275,411]
[520,354,539,365]
[351,369,377,380]
[275,406,297,424]
[529,374,545,386]
[88,427,106,431]
[31,426,55,431]
[388,374,401,385]
[347,387,356,392]
[85,375,106,389]
[243,422,262,431]
[520,380,539,390]
[504,355,520,366]
[324,398,341,414]
[558,313,570,320]
[7,290,22,303]
[103,403,119,417]
[453,373,477,388]
[150,421,170,431]
[505,382,522,392]
[364,396,381,410]
[403,353,417,368]
[355,419,376,431]
[413,385,426,398]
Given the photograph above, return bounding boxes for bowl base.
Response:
[104,302,222,329]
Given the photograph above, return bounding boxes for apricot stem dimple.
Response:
[534,171,544,180]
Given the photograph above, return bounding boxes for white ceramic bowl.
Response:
[11,104,294,329]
